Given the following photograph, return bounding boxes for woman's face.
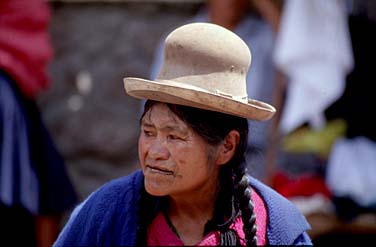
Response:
[139,103,220,198]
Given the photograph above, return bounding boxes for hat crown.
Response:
[123,22,276,121]
[156,22,251,103]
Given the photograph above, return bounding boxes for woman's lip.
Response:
[146,165,173,175]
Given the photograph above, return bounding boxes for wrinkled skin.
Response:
[138,103,220,199]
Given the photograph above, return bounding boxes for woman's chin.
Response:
[144,180,169,196]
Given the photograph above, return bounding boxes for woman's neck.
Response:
[165,182,219,245]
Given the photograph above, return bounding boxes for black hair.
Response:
[136,100,258,246]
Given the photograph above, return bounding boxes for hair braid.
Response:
[233,163,258,246]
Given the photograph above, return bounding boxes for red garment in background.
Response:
[0,0,53,99]
[272,172,332,199]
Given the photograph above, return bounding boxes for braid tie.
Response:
[220,229,238,246]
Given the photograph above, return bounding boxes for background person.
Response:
[0,0,78,246]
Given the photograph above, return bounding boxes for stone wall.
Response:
[39,1,201,200]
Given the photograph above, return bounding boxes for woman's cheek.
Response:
[138,137,148,164]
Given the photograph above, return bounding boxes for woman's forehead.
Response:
[141,103,187,129]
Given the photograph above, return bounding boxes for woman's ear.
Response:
[216,130,240,166]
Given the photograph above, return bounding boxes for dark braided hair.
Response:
[136,100,258,246]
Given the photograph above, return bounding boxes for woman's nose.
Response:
[148,138,169,160]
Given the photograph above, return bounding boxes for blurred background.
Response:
[1,0,376,246]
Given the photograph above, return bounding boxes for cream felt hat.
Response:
[124,22,276,121]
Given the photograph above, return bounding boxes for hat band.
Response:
[156,79,248,104]
[216,89,248,103]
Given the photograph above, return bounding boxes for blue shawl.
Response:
[54,170,312,246]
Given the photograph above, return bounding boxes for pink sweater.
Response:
[147,189,267,246]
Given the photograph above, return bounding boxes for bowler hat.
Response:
[124,22,275,121]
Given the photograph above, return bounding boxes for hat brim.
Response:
[123,77,276,121]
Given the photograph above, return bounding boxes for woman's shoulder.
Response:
[81,169,144,212]
[249,177,312,245]
[249,177,295,208]
[94,169,143,197]
[53,170,144,247]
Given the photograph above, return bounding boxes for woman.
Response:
[53,23,312,246]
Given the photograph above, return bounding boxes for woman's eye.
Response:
[168,134,181,140]
[143,130,154,137]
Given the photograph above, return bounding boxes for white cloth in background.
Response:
[274,0,354,134]
[326,137,376,207]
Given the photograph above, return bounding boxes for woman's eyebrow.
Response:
[161,125,187,134]
[141,118,188,134]
[141,121,154,128]
[142,121,187,134]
